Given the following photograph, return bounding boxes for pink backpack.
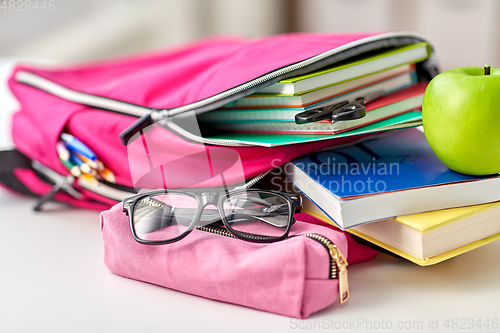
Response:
[1,32,435,210]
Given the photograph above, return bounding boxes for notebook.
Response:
[257,42,430,94]
[205,83,425,135]
[202,111,423,147]
[225,64,415,108]
[303,197,500,266]
[282,128,500,229]
[200,72,417,123]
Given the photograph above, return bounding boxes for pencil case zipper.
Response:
[33,156,349,302]
[132,194,346,288]
[197,224,349,304]
[14,32,427,148]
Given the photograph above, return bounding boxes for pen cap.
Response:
[56,142,70,161]
[61,133,97,161]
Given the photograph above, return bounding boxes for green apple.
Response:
[422,65,500,175]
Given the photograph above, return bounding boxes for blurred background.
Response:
[1,0,499,68]
[1,0,499,146]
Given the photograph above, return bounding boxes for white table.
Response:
[1,60,499,333]
[1,191,500,333]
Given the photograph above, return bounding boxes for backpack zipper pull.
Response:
[119,113,156,145]
[328,243,349,303]
[33,175,75,211]
[31,160,82,211]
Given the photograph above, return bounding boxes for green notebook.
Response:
[256,42,431,95]
[203,111,422,147]
[224,66,415,108]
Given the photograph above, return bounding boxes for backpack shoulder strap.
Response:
[0,149,36,196]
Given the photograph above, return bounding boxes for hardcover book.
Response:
[283,128,500,229]
[303,197,500,266]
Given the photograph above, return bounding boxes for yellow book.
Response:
[303,197,500,266]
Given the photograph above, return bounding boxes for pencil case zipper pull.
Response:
[328,241,349,303]
[298,233,349,304]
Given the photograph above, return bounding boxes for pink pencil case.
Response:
[100,202,377,318]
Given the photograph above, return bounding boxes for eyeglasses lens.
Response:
[222,191,290,239]
[132,193,198,242]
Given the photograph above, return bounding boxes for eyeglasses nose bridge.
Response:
[200,192,218,207]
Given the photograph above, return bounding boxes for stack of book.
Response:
[281,128,500,266]
[199,43,431,140]
[198,39,500,266]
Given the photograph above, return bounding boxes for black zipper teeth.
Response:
[196,225,338,280]
[141,197,339,279]
[196,224,273,241]
[141,198,338,277]
[241,169,272,189]
[196,225,236,238]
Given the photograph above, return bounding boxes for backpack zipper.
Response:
[15,32,427,147]
[32,160,273,203]
[196,224,349,304]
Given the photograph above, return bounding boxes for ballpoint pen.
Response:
[59,157,82,177]
[60,133,97,161]
[294,90,385,124]
[56,141,70,161]
[69,151,92,175]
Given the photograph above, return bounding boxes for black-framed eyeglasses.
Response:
[123,188,302,244]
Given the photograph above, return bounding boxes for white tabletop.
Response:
[1,191,500,333]
[1,59,499,333]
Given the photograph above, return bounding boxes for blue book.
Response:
[283,128,500,229]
